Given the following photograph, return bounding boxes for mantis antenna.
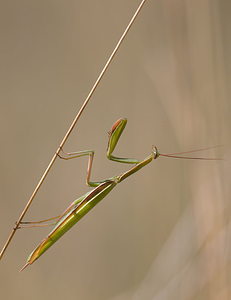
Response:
[159,145,224,161]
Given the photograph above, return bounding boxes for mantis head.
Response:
[153,146,160,159]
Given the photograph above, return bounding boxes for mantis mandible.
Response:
[19,118,221,271]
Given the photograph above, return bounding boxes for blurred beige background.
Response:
[0,1,230,299]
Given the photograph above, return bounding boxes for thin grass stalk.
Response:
[0,0,147,261]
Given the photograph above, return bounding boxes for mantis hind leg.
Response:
[17,216,60,229]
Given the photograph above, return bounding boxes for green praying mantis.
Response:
[19,118,222,271]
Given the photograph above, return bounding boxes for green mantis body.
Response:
[20,118,159,271]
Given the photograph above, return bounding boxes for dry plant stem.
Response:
[0,0,147,261]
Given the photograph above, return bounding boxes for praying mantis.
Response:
[19,118,221,272]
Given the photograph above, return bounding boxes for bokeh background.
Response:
[0,1,230,299]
